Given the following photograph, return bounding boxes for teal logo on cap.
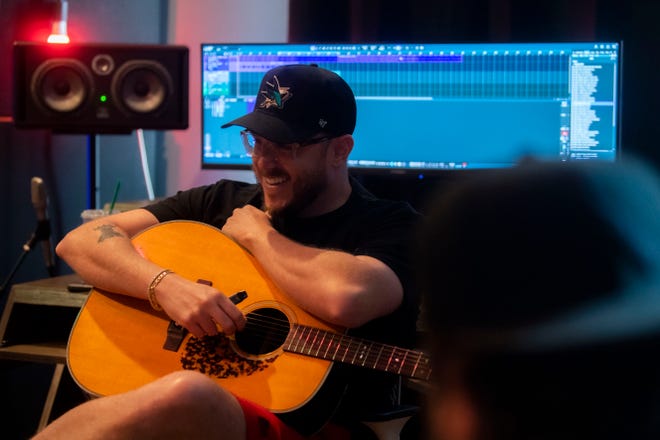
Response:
[259,75,291,110]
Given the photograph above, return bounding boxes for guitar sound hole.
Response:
[235,307,289,355]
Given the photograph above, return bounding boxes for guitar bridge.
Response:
[163,320,188,352]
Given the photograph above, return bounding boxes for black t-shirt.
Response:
[143,176,422,431]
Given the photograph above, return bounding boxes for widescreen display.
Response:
[202,42,621,174]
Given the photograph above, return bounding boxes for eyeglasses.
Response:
[240,130,330,160]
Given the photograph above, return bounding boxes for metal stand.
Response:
[0,220,54,298]
[87,134,99,209]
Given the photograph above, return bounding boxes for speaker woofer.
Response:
[113,60,172,115]
[31,59,92,113]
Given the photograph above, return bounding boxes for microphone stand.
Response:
[88,133,100,209]
[3,133,99,298]
[0,220,53,298]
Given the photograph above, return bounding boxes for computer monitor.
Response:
[201,42,621,174]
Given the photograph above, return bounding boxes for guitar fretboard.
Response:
[283,324,431,381]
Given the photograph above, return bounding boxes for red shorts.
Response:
[236,396,350,440]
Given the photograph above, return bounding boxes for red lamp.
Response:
[47,0,69,44]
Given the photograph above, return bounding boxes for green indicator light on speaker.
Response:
[99,95,107,103]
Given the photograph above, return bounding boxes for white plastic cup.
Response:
[80,209,108,223]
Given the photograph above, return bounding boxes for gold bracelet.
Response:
[148,269,173,311]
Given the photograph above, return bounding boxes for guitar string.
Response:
[230,311,431,378]
[244,311,429,364]
[244,312,428,365]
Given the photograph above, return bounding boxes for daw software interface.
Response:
[201,42,620,173]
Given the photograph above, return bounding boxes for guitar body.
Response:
[67,221,344,429]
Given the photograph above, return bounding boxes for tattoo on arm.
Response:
[94,224,125,243]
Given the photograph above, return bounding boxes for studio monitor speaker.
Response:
[13,42,188,133]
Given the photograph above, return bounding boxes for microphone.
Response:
[29,177,56,277]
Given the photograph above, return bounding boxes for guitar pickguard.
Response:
[181,334,278,378]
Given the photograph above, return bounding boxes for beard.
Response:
[270,168,328,221]
[254,142,332,223]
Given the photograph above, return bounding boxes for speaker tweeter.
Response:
[13,42,188,133]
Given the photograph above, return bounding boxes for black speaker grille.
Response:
[112,60,172,115]
[31,59,93,113]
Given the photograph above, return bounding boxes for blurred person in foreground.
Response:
[416,159,660,440]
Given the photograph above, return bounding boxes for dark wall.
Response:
[0,0,168,298]
[288,0,660,208]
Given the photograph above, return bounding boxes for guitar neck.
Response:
[283,324,431,381]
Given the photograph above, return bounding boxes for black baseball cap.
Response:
[221,64,357,144]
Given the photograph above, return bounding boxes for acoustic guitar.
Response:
[67,220,430,433]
